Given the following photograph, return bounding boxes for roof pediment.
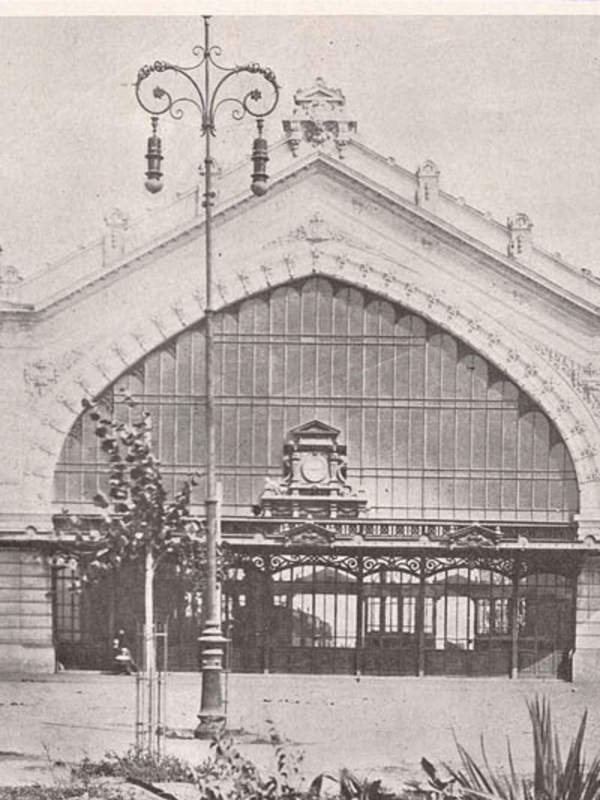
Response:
[14,141,600,328]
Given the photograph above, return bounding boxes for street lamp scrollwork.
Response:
[135,55,279,126]
[135,31,280,190]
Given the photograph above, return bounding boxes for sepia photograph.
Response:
[2,2,600,798]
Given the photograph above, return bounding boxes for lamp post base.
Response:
[194,622,228,740]
[194,712,226,739]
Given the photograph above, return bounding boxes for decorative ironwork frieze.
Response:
[227,551,361,576]
[422,555,521,579]
[228,548,584,583]
[362,555,422,578]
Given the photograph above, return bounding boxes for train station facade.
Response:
[3,81,600,679]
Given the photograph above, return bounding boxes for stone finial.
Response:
[507,213,533,262]
[282,77,357,159]
[416,160,440,213]
[103,208,130,262]
[0,246,23,301]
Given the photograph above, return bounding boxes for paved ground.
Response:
[1,672,599,791]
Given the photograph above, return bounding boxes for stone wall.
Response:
[0,546,54,672]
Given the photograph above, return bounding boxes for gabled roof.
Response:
[9,80,600,318]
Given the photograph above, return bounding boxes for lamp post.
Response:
[134,15,279,737]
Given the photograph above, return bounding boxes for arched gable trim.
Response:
[24,245,600,528]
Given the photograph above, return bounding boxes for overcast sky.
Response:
[2,12,600,278]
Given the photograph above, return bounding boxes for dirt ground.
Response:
[0,672,599,791]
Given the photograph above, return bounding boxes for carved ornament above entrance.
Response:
[440,522,504,549]
[282,522,336,547]
[256,419,367,519]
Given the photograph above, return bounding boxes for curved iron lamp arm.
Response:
[135,28,279,128]
[135,27,279,194]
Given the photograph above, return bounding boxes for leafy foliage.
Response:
[73,746,197,783]
[196,730,307,800]
[58,393,210,584]
[310,769,392,800]
[421,697,600,800]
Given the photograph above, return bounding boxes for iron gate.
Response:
[54,548,578,679]
[221,550,578,679]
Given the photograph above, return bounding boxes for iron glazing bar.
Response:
[417,557,426,677]
[262,560,272,673]
[355,555,364,676]
[510,555,521,679]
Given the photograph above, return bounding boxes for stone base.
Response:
[572,649,600,682]
[194,714,226,740]
[0,643,55,673]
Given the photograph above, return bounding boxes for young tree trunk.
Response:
[144,544,155,675]
[144,544,156,754]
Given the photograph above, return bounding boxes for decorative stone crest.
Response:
[264,212,342,248]
[263,214,393,268]
[415,160,440,213]
[171,301,187,328]
[256,419,367,520]
[282,77,357,158]
[441,522,504,549]
[0,247,23,302]
[104,208,130,260]
[23,359,59,399]
[507,213,533,262]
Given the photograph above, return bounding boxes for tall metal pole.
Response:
[196,15,226,737]
[134,15,279,737]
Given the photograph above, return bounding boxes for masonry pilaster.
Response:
[573,554,600,680]
[0,546,55,673]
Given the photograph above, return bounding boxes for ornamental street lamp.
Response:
[134,15,280,737]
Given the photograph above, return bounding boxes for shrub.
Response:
[73,745,196,783]
[196,731,306,800]
[421,696,600,800]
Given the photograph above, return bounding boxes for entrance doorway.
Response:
[53,549,578,679]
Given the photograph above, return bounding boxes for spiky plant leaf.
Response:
[424,697,600,800]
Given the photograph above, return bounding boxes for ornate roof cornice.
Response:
[12,148,600,323]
